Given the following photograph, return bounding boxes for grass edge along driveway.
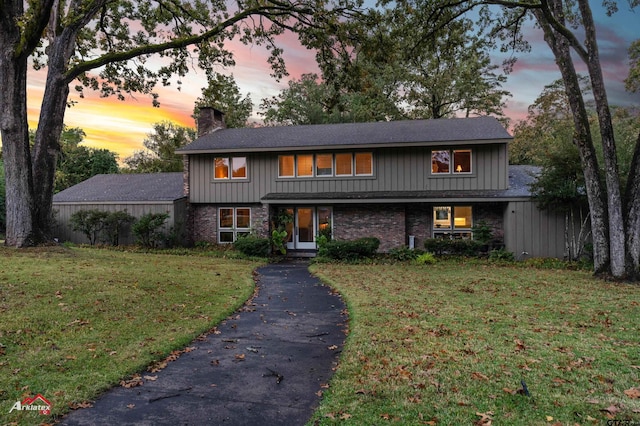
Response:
[0,247,261,425]
[309,261,640,426]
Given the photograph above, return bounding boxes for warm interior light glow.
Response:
[454,218,466,226]
[456,164,463,172]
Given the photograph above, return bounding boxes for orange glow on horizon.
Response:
[26,88,197,161]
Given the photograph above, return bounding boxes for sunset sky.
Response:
[25,3,640,162]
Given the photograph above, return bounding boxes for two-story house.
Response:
[176,107,568,258]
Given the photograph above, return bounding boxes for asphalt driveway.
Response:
[60,260,346,426]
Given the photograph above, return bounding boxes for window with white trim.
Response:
[214,157,247,180]
[433,206,473,239]
[278,153,372,178]
[218,207,251,243]
[431,149,472,174]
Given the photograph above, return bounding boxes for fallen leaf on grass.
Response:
[474,411,493,426]
[471,371,489,381]
[68,401,93,410]
[120,374,143,388]
[600,404,621,419]
[624,387,640,399]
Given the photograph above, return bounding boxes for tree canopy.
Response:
[0,0,354,247]
[194,73,254,129]
[123,121,196,173]
[55,127,119,192]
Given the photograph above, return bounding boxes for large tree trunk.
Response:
[624,132,640,280]
[32,29,76,242]
[577,0,627,278]
[0,1,36,247]
[533,5,610,275]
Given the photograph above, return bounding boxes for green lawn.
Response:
[309,260,640,425]
[0,247,261,425]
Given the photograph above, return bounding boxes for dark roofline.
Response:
[176,116,512,154]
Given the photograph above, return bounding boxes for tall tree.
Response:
[0,0,351,247]
[306,6,511,122]
[404,0,640,279]
[260,73,399,125]
[55,127,119,192]
[123,121,196,173]
[194,73,253,129]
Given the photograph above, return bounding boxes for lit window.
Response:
[454,206,472,228]
[232,157,247,179]
[335,153,353,176]
[432,150,472,174]
[214,158,229,179]
[431,151,450,174]
[318,207,332,239]
[297,154,313,177]
[433,206,473,239]
[316,154,333,176]
[355,152,373,176]
[453,150,471,173]
[279,155,294,178]
[218,207,252,243]
[215,157,247,180]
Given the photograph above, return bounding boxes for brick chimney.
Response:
[197,107,226,137]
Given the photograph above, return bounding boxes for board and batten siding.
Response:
[503,200,566,259]
[188,143,508,204]
[53,200,187,246]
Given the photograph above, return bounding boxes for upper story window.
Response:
[215,157,247,180]
[431,149,472,174]
[335,153,353,176]
[278,152,373,178]
[316,154,333,176]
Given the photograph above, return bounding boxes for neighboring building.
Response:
[53,173,187,246]
[176,108,568,258]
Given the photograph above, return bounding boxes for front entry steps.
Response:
[286,249,317,258]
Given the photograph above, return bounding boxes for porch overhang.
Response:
[261,191,531,205]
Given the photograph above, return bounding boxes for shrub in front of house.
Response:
[415,252,437,265]
[320,237,380,261]
[233,235,271,257]
[424,238,484,256]
[388,246,423,261]
[132,212,169,248]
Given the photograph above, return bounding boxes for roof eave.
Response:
[176,138,512,155]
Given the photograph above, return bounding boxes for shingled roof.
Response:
[176,116,512,154]
[53,173,185,203]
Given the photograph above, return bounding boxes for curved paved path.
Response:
[61,260,346,426]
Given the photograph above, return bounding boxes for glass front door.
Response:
[295,208,316,250]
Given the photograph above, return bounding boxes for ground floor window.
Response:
[218,207,251,243]
[433,206,472,239]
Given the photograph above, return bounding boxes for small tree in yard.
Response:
[132,213,170,248]
[70,210,110,245]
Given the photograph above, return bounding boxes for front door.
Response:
[295,207,316,250]
[284,207,317,250]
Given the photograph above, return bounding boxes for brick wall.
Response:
[474,204,505,242]
[333,204,406,252]
[191,204,269,244]
[406,204,431,249]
